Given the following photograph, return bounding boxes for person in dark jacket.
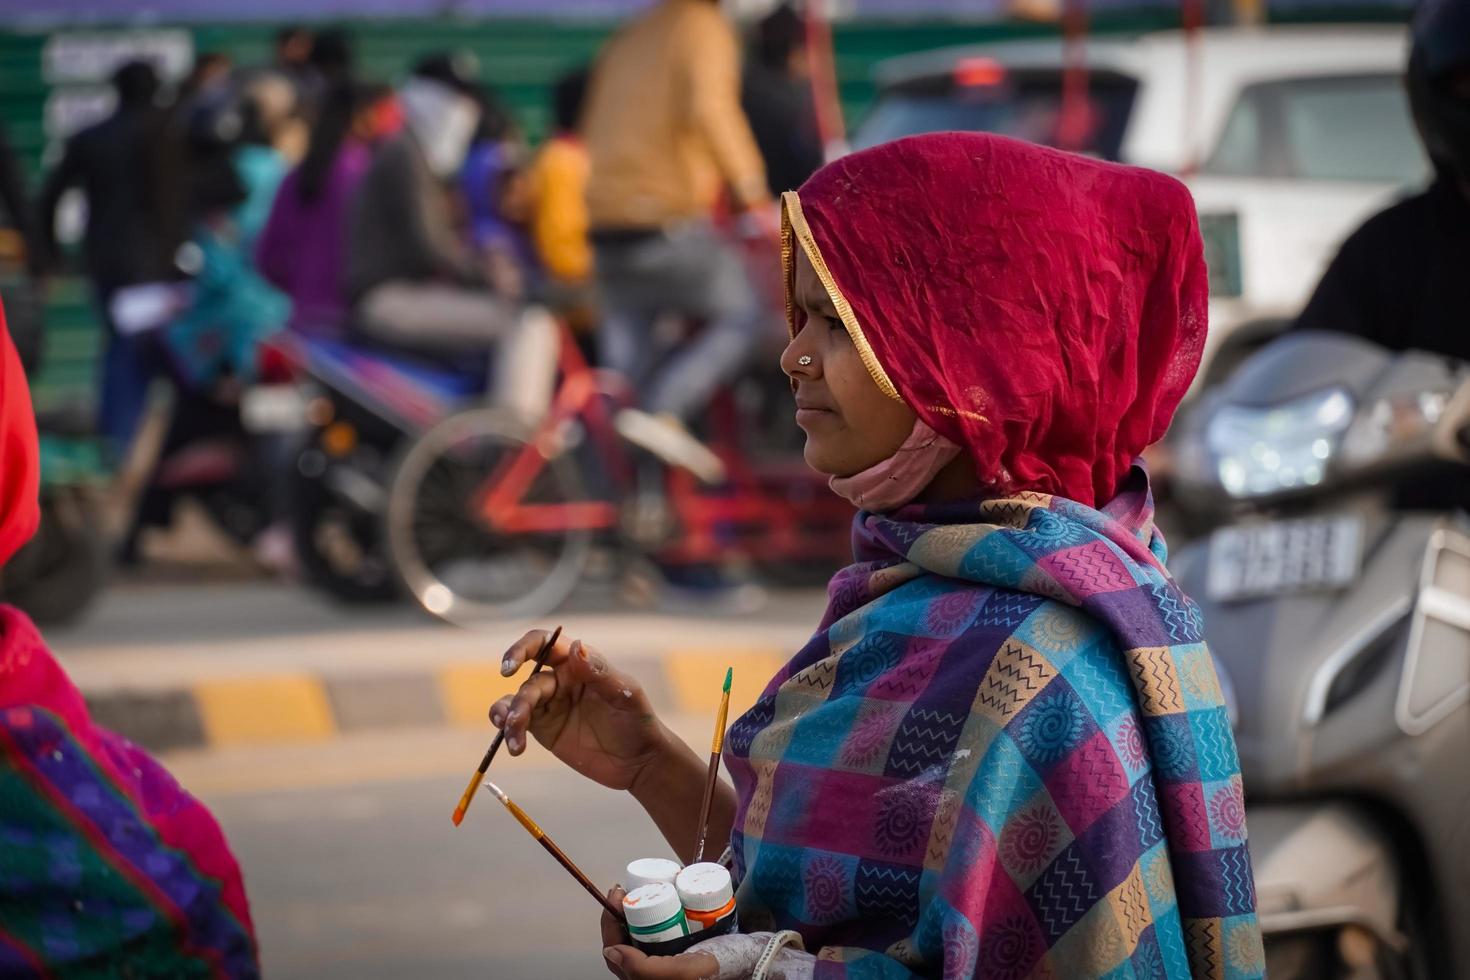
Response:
[36,61,178,452]
[741,3,824,198]
[1295,0,1470,357]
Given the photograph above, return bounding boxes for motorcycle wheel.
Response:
[290,441,401,604]
[0,491,108,625]
[385,409,591,625]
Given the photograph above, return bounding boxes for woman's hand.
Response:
[600,886,719,980]
[491,630,670,792]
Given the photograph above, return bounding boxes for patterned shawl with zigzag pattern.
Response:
[723,467,1263,979]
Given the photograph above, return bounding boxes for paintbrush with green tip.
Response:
[692,667,733,863]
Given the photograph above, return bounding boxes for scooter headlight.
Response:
[1206,388,1353,498]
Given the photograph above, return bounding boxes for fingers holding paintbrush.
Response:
[488,628,571,756]
[490,634,669,793]
[451,627,562,827]
[497,627,575,678]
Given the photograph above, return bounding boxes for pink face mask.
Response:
[828,418,961,513]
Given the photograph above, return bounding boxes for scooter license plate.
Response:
[1206,515,1363,603]
[241,385,308,433]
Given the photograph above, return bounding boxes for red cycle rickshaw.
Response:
[384,313,854,625]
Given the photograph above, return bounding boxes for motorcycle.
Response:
[1167,330,1470,979]
[274,332,488,603]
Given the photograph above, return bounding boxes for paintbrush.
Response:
[691,667,733,863]
[485,780,625,921]
[451,626,562,827]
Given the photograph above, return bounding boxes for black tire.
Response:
[290,439,402,604]
[0,491,108,626]
[385,409,591,625]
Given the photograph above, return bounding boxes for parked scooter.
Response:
[1168,330,1470,979]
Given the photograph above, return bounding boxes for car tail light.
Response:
[953,57,1007,88]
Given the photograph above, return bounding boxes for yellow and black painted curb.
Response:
[84,647,790,754]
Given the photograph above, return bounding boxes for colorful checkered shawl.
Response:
[0,605,258,977]
[724,468,1263,978]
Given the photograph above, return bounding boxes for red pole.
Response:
[1181,0,1205,174]
[1057,0,1091,153]
[804,0,847,156]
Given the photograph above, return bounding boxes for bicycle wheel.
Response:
[385,408,593,625]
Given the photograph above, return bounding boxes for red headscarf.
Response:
[0,297,40,567]
[782,132,1207,507]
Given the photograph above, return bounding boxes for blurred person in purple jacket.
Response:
[256,81,400,338]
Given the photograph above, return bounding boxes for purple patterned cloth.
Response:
[724,466,1263,978]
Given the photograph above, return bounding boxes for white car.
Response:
[853,26,1429,388]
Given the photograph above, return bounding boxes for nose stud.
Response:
[798,355,813,367]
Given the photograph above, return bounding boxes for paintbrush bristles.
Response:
[488,782,543,838]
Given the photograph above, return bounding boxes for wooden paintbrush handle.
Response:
[539,835,624,921]
[691,750,721,863]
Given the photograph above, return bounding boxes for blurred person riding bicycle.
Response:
[582,0,776,489]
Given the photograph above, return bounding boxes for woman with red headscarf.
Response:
[0,300,259,975]
[491,133,1263,979]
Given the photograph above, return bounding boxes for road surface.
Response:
[45,579,826,977]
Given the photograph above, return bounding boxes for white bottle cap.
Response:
[626,857,683,890]
[622,882,684,932]
[674,862,734,914]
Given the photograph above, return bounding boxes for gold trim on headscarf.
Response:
[781,190,903,403]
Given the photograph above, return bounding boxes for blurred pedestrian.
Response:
[582,0,772,484]
[448,60,535,303]
[164,73,294,394]
[519,67,596,326]
[258,81,398,337]
[274,24,315,84]
[1296,0,1470,356]
[36,61,178,454]
[346,55,555,422]
[0,300,260,976]
[295,27,357,126]
[131,76,297,573]
[742,3,824,197]
[308,29,355,92]
[165,52,245,249]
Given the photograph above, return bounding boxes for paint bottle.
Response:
[626,857,682,890]
[674,863,737,938]
[622,882,691,953]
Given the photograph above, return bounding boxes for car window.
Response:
[1203,74,1428,184]
[1206,94,1263,177]
[853,70,1138,161]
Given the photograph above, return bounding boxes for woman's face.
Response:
[782,246,916,478]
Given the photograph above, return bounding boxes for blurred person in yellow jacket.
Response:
[521,68,597,332]
[583,0,772,486]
